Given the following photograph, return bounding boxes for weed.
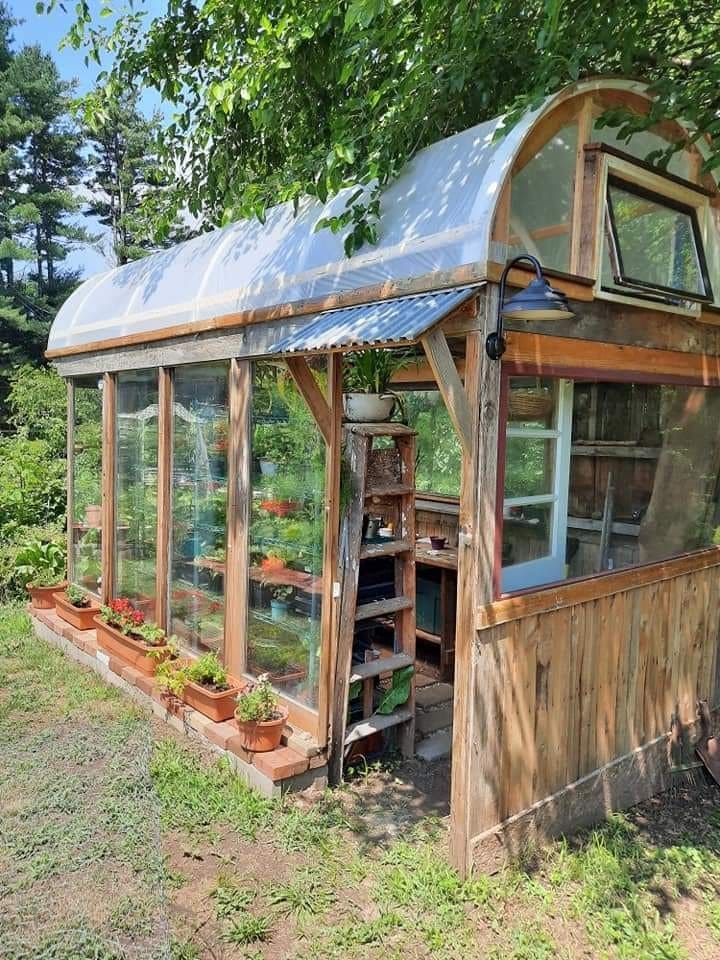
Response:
[274,792,349,852]
[212,875,255,918]
[490,923,557,960]
[269,866,336,918]
[708,900,720,941]
[223,914,272,945]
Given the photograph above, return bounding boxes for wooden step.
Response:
[355,596,413,622]
[349,653,414,683]
[359,538,412,560]
[345,422,417,437]
[365,483,414,499]
[344,706,414,747]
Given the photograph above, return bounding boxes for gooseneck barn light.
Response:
[485,254,574,360]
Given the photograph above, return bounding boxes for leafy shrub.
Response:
[156,652,230,697]
[65,584,91,607]
[0,524,65,602]
[7,364,68,456]
[15,539,66,588]
[0,435,66,534]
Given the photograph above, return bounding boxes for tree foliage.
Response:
[47,0,720,254]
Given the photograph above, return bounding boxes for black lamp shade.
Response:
[501,276,573,321]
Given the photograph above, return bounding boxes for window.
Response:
[500,376,720,594]
[169,363,229,656]
[501,378,573,592]
[246,361,326,710]
[603,177,712,303]
[71,376,103,595]
[509,124,578,273]
[401,389,461,497]
[115,370,159,615]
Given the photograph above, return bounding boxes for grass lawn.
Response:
[1,605,720,960]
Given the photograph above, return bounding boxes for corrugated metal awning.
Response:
[267,287,477,355]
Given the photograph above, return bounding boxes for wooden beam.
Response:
[570,98,595,275]
[286,356,332,444]
[317,354,343,749]
[576,145,605,280]
[477,546,720,629]
[100,373,116,605]
[224,358,251,677]
[485,261,595,300]
[155,368,172,631]
[66,379,74,585]
[504,330,720,384]
[421,327,473,456]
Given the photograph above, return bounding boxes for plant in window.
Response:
[343,349,413,422]
[234,675,288,752]
[270,585,293,622]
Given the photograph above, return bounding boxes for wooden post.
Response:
[224,358,252,677]
[286,356,332,445]
[66,378,75,585]
[449,287,503,876]
[155,368,173,630]
[569,98,595,275]
[101,373,116,605]
[317,353,343,748]
[576,145,605,280]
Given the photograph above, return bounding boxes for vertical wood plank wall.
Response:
[467,559,720,853]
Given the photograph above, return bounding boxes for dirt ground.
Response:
[2,606,720,960]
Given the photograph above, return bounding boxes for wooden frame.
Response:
[224,358,251,677]
[155,368,173,630]
[66,379,75,585]
[100,373,116,605]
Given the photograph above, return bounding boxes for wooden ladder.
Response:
[328,422,417,785]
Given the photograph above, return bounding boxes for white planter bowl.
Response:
[343,393,396,422]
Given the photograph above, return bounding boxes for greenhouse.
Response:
[36,77,720,875]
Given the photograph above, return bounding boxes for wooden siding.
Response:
[468,555,720,844]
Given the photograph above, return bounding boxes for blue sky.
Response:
[9,0,166,278]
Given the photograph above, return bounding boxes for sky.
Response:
[9,0,166,278]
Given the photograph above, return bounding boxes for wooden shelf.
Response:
[344,706,414,746]
[416,626,442,645]
[248,566,323,595]
[359,539,412,560]
[355,595,413,622]
[571,443,660,460]
[349,653,414,683]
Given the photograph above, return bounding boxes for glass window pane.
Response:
[606,181,705,298]
[508,377,557,429]
[115,370,158,616]
[72,376,103,595]
[504,437,556,499]
[170,363,229,656]
[401,390,461,496]
[509,124,577,273]
[247,362,326,709]
[502,503,552,567]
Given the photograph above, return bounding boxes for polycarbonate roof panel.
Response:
[48,80,663,354]
[268,287,475,354]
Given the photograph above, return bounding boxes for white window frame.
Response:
[501,379,574,593]
[594,154,714,317]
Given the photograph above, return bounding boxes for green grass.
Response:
[3,604,720,960]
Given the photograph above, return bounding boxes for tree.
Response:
[48,0,720,254]
[80,86,175,265]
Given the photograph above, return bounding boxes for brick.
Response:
[107,656,126,677]
[225,734,253,764]
[120,664,142,686]
[282,727,320,758]
[204,720,237,751]
[308,751,328,770]
[252,746,309,782]
[135,674,155,697]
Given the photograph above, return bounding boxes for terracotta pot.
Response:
[93,616,171,676]
[28,581,67,610]
[54,591,101,631]
[234,707,288,752]
[84,504,102,527]
[260,499,300,518]
[261,556,286,573]
[182,675,245,722]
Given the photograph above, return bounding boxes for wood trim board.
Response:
[155,368,173,631]
[100,373,116,605]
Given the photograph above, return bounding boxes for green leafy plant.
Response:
[15,539,66,588]
[344,349,412,394]
[65,584,91,608]
[271,586,293,604]
[157,652,231,697]
[235,676,280,723]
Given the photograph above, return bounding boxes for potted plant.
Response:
[16,540,67,609]
[234,675,288,752]
[156,652,243,722]
[54,584,101,630]
[248,623,307,687]
[94,599,173,676]
[260,547,292,573]
[270,585,293,622]
[343,349,412,422]
[84,503,102,527]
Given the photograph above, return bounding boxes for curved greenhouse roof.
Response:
[48,78,698,355]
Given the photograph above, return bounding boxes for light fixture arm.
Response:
[486,254,545,361]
